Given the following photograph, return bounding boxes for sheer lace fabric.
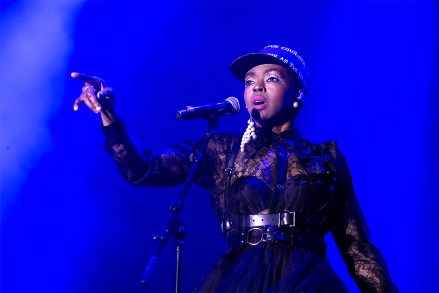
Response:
[103,120,397,292]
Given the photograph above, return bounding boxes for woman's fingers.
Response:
[71,72,106,91]
[71,72,117,114]
[97,87,114,99]
[73,83,102,112]
[83,95,102,113]
[71,72,96,85]
[73,95,83,111]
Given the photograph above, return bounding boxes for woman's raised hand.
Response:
[71,72,117,126]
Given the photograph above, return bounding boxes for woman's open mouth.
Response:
[251,95,267,110]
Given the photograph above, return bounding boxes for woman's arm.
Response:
[102,119,196,187]
[71,72,196,187]
[329,148,397,292]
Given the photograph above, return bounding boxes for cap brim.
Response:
[230,53,289,82]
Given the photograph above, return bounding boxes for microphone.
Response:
[176,97,240,120]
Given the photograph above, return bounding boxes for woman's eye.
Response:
[245,79,255,86]
[267,76,280,82]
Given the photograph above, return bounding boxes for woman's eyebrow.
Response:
[264,68,283,75]
[245,71,256,79]
[245,68,282,78]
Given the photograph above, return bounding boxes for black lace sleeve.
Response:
[102,119,197,187]
[327,144,398,292]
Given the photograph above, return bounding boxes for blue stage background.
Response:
[1,1,438,292]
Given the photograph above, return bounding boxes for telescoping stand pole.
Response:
[140,117,219,293]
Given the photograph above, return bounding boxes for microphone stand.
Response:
[140,116,220,293]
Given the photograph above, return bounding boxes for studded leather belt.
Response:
[221,212,296,232]
[221,212,327,257]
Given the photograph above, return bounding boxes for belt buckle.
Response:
[247,227,264,246]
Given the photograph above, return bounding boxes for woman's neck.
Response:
[272,121,292,134]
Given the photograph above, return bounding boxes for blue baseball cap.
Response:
[230,45,309,92]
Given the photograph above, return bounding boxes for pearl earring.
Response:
[293,90,305,109]
[240,118,257,152]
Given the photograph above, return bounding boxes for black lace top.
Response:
[103,119,397,292]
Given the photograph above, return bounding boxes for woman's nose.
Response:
[253,81,266,92]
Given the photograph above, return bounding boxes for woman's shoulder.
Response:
[210,131,242,144]
[296,137,339,160]
[201,131,242,155]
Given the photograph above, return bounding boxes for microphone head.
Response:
[225,97,240,114]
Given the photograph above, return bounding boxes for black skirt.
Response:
[194,243,348,293]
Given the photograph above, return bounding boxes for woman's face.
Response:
[243,63,296,129]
